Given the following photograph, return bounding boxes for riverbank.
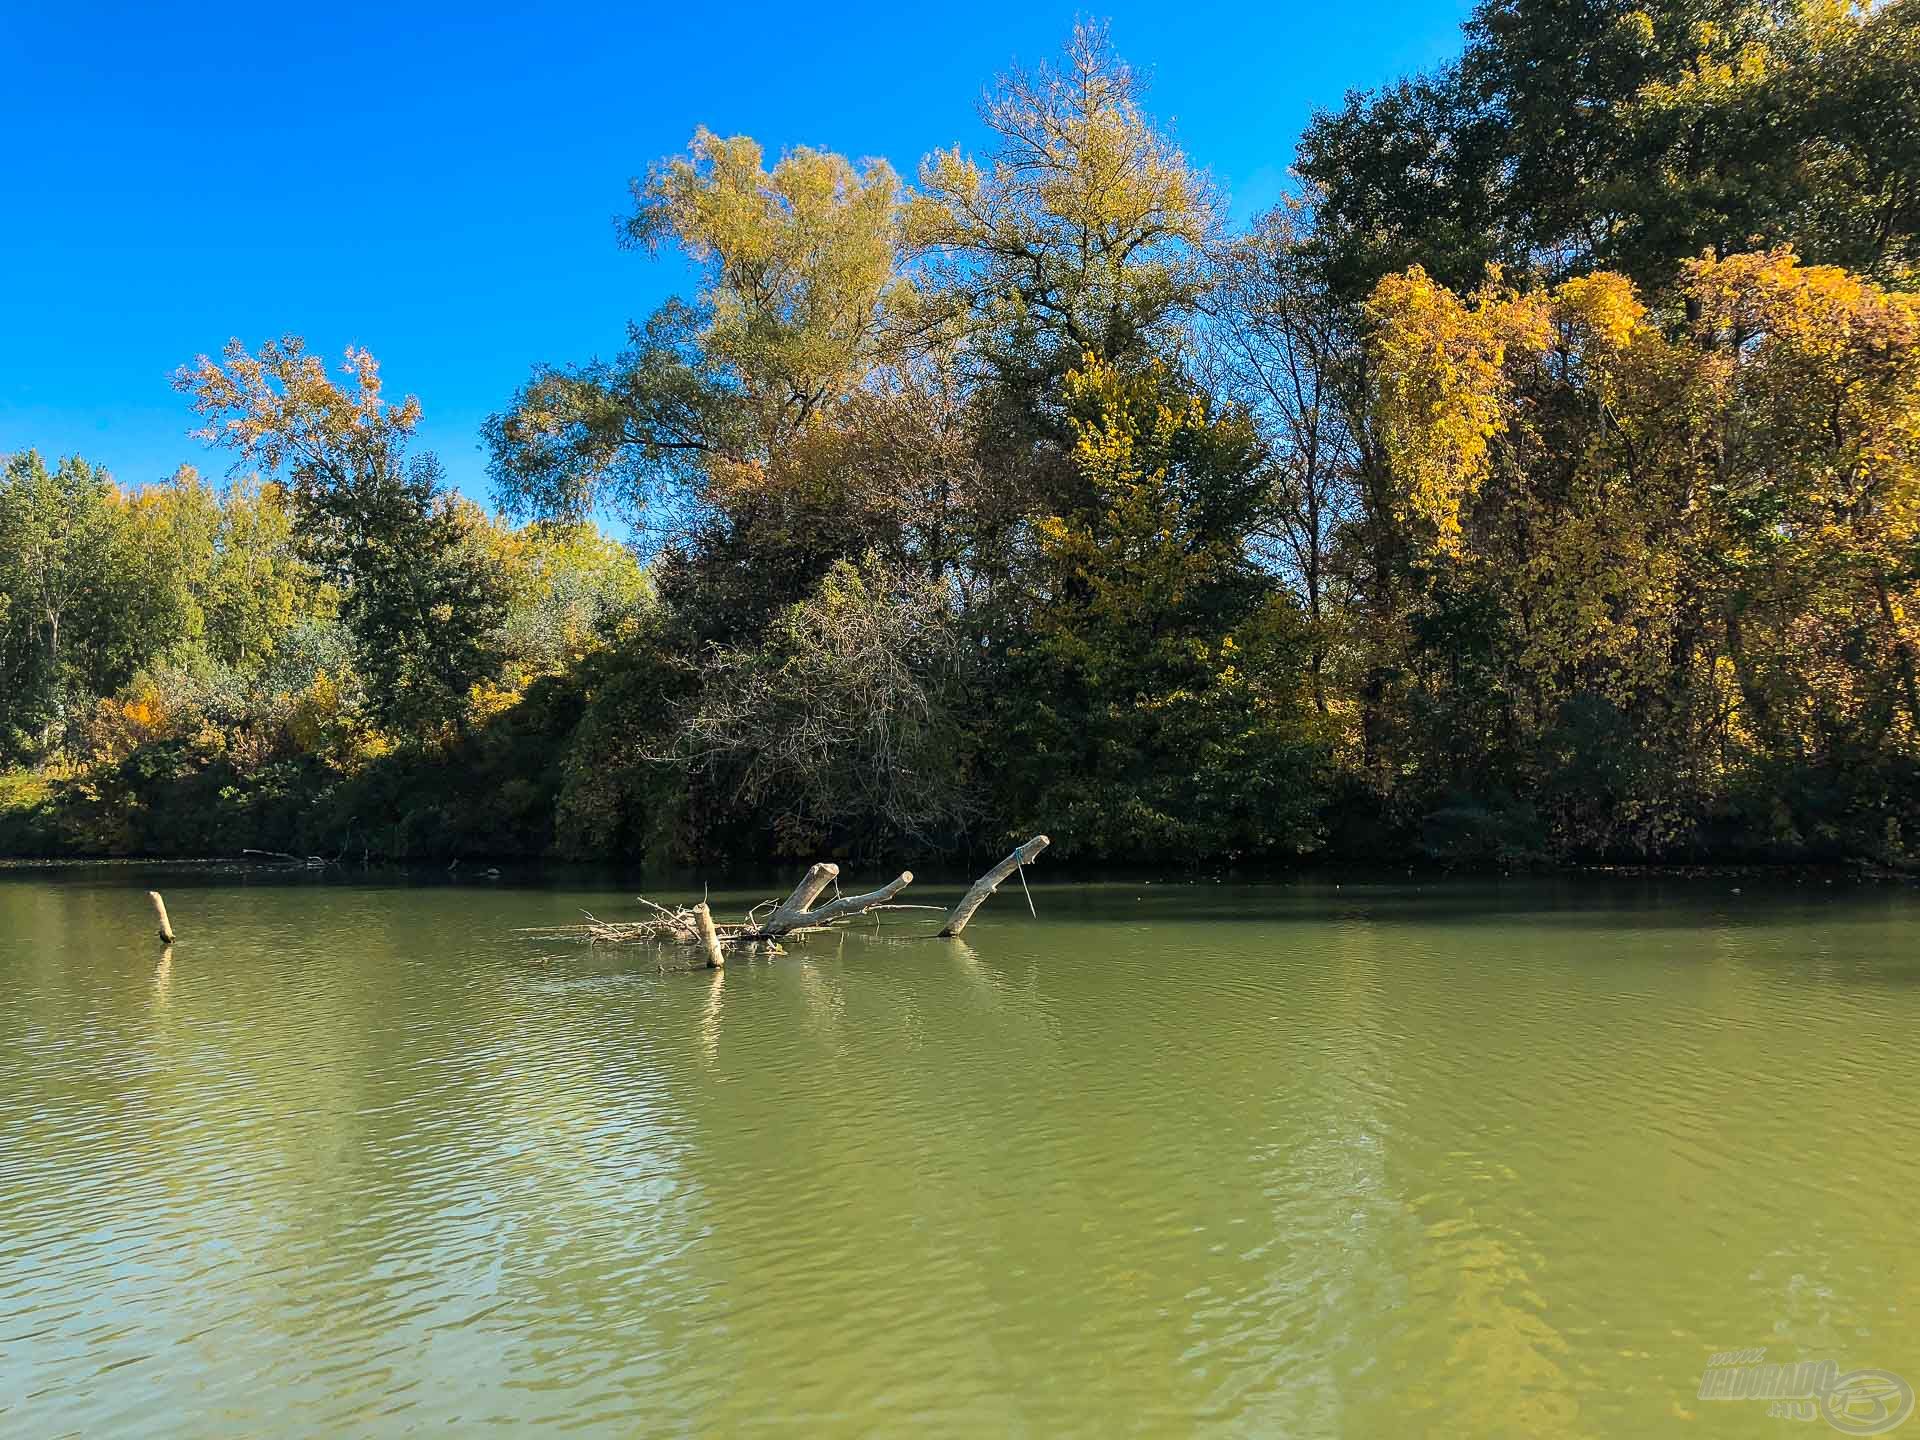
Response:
[6,760,1916,885]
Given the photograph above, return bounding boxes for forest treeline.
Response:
[4,0,1919,868]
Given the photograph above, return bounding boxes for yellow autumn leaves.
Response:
[1368,248,1920,561]
[1366,246,1920,740]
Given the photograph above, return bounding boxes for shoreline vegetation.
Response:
[5,10,1920,875]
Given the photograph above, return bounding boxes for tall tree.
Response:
[908,21,1221,385]
[175,338,506,736]
[1298,0,1920,303]
[995,357,1329,858]
[0,453,181,758]
[487,132,912,529]
[1206,199,1367,711]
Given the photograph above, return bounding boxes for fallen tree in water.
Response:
[939,835,1049,936]
[522,836,1049,965]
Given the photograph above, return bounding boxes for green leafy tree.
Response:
[175,338,507,737]
[198,471,330,670]
[1298,0,1920,302]
[996,357,1330,859]
[0,453,182,758]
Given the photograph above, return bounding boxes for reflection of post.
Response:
[154,945,174,1004]
[946,937,1016,1015]
[147,891,176,944]
[795,952,846,1045]
[939,836,1049,937]
[700,966,724,1062]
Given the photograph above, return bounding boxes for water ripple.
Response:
[1,876,1917,1435]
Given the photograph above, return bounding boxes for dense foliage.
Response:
[6,7,1918,868]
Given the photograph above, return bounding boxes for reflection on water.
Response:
[3,872,1919,1436]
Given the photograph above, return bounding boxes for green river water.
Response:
[2,867,1917,1437]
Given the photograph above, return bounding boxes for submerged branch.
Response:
[520,860,921,952]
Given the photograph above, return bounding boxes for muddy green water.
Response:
[2,869,1918,1437]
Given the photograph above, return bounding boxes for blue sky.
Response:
[0,1,1474,507]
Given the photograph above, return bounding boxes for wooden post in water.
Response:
[693,902,725,969]
[939,836,1049,937]
[147,891,176,944]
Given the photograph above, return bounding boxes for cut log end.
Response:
[764,862,842,935]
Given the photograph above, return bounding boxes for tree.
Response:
[1684,248,1920,742]
[908,21,1220,384]
[175,338,507,736]
[1359,248,1920,855]
[1297,0,1920,303]
[197,472,329,671]
[995,356,1329,858]
[1206,199,1367,711]
[0,453,185,759]
[487,132,912,530]
[673,553,977,857]
[489,521,651,678]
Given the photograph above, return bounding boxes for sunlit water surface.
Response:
[3,868,1918,1436]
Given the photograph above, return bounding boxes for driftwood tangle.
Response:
[522,837,1047,959]
[759,870,915,937]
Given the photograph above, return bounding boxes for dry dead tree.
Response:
[521,862,917,953]
[519,836,1048,960]
[759,862,841,935]
[939,835,1049,936]
[692,902,724,968]
[147,891,176,944]
[762,868,917,935]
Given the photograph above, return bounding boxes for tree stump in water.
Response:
[693,903,725,968]
[147,891,176,945]
[762,863,840,936]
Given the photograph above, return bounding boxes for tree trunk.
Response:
[765,862,840,934]
[750,870,914,939]
[147,891,176,944]
[1723,605,1773,740]
[693,903,724,968]
[939,836,1049,937]
[1875,576,1920,739]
